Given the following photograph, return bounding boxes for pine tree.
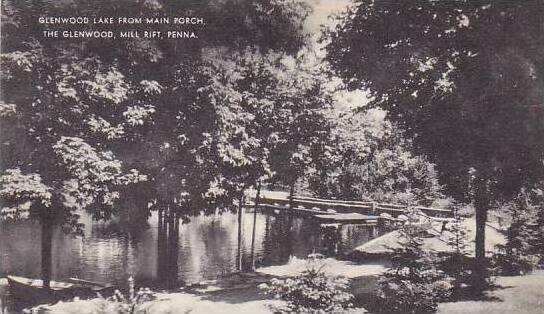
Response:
[443,205,471,299]
[494,189,539,275]
[373,225,451,314]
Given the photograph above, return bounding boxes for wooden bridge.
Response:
[249,192,453,225]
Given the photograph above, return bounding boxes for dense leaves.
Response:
[327,0,544,200]
[311,107,444,205]
[0,0,323,224]
[0,169,52,220]
[0,44,148,223]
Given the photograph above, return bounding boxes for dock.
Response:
[314,213,379,224]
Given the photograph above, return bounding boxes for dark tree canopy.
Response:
[326,0,544,201]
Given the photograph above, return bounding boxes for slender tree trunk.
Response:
[473,179,489,293]
[318,168,328,197]
[250,182,262,270]
[265,214,271,240]
[288,177,297,209]
[158,207,164,231]
[164,205,170,258]
[237,195,244,271]
[168,208,173,288]
[41,220,53,289]
[157,206,166,283]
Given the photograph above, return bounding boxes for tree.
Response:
[201,47,332,198]
[0,47,148,287]
[326,0,544,291]
[196,47,332,269]
[0,3,154,284]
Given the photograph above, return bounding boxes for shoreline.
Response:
[2,257,383,314]
[5,269,544,314]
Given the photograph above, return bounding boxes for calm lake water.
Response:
[0,207,383,311]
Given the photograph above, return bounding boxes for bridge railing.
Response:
[253,194,453,218]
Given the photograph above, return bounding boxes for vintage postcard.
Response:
[1,1,543,313]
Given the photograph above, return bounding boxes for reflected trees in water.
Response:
[156,204,180,289]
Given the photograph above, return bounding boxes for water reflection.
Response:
[0,207,384,310]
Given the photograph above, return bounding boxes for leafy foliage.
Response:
[326,1,544,199]
[0,0,322,225]
[0,169,52,220]
[194,47,332,201]
[311,108,444,205]
[531,185,544,260]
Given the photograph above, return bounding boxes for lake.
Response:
[0,207,384,311]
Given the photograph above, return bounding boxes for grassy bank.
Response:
[438,271,544,314]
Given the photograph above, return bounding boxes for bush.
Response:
[437,253,474,300]
[374,275,452,314]
[259,258,353,313]
[96,276,156,314]
[492,249,538,276]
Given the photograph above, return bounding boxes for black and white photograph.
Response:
[0,0,543,313]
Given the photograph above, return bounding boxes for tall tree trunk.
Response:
[41,220,53,289]
[167,209,179,288]
[473,179,489,293]
[250,182,262,270]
